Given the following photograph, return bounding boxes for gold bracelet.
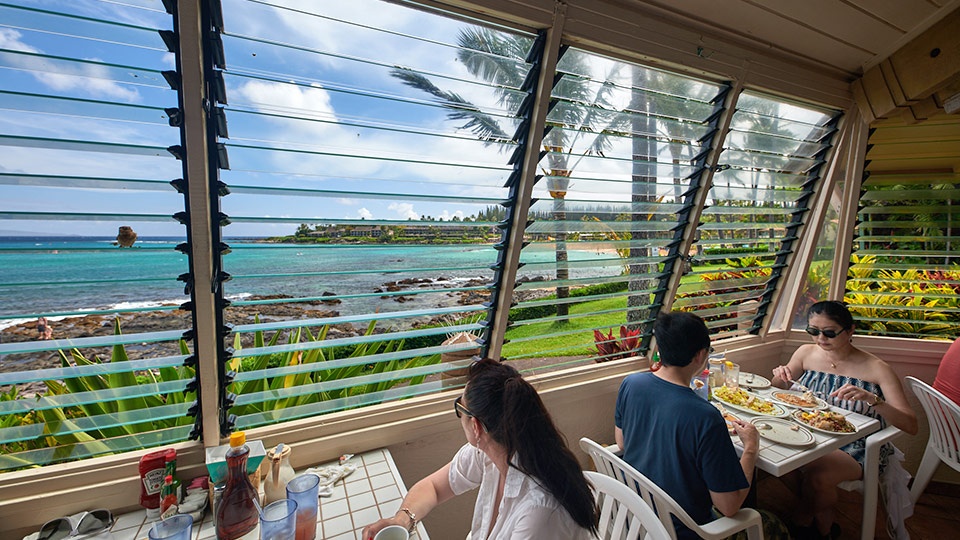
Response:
[398,507,417,532]
[870,393,885,406]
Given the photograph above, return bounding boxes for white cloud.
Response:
[232,80,336,123]
[388,203,418,220]
[0,28,38,52]
[437,210,465,221]
[0,29,140,102]
[356,207,373,219]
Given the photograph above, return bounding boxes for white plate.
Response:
[768,390,829,411]
[712,401,741,434]
[750,417,815,447]
[791,410,859,435]
[739,372,771,389]
[712,387,789,417]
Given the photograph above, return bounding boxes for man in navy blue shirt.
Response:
[615,312,759,540]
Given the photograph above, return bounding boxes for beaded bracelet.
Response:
[398,507,417,533]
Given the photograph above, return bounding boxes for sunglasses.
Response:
[454,396,473,419]
[38,509,113,540]
[805,327,843,339]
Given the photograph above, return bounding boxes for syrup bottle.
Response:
[215,432,260,540]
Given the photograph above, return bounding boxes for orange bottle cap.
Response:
[229,431,246,447]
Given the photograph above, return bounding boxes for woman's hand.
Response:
[831,383,876,404]
[361,516,406,540]
[771,365,794,389]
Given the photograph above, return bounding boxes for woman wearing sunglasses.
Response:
[361,357,599,540]
[770,300,917,540]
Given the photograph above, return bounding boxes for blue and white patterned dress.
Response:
[798,369,894,472]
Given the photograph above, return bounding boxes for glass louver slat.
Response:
[506,43,727,365]
[0,0,195,473]
[846,166,959,339]
[211,0,540,432]
[0,425,194,471]
[697,91,838,337]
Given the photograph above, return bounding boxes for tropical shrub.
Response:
[845,254,960,338]
[593,325,641,362]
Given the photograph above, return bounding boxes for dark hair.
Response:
[465,358,599,534]
[807,300,854,330]
[653,311,711,367]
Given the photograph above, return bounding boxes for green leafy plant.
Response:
[225,318,440,424]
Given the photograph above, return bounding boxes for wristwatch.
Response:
[869,393,885,406]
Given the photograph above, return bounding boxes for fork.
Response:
[788,379,830,401]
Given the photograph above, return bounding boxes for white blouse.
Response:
[447,443,594,540]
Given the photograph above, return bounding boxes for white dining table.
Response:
[721,385,881,477]
[65,447,429,540]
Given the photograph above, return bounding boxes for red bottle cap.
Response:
[165,474,173,484]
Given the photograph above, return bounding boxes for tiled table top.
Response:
[96,448,428,540]
[725,386,881,477]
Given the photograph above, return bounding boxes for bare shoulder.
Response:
[789,343,819,367]
[855,348,896,382]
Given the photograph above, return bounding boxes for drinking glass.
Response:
[147,514,194,540]
[374,525,410,540]
[260,498,298,540]
[690,370,709,400]
[286,473,320,540]
[724,361,740,389]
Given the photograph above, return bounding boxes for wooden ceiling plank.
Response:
[879,59,910,107]
[888,8,960,99]
[563,1,852,107]
[847,0,942,31]
[866,140,960,159]
[863,66,898,118]
[744,0,906,50]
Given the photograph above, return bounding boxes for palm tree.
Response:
[391,28,620,319]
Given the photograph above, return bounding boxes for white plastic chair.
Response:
[580,437,763,540]
[835,424,903,540]
[586,470,672,540]
[905,376,960,503]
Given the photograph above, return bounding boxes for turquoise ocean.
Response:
[0,237,622,328]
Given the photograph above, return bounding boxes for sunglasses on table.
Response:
[454,396,473,419]
[805,327,844,338]
[38,509,113,540]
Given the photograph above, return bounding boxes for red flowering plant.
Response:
[593,326,641,362]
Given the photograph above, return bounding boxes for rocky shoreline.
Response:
[0,276,556,377]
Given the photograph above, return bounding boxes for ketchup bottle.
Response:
[138,449,167,519]
[215,432,259,540]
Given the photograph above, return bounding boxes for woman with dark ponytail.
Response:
[362,357,599,539]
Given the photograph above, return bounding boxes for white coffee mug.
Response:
[374,524,410,540]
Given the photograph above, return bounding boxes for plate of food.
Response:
[750,417,815,447]
[791,410,858,435]
[712,401,741,434]
[738,372,771,389]
[712,385,788,417]
[769,390,829,411]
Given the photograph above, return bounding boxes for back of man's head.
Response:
[654,311,711,367]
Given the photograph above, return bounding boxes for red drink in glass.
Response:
[294,506,317,540]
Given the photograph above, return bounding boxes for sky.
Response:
[1,0,542,237]
[0,0,834,237]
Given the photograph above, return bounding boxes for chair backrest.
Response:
[586,471,672,540]
[580,437,701,540]
[906,376,960,468]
